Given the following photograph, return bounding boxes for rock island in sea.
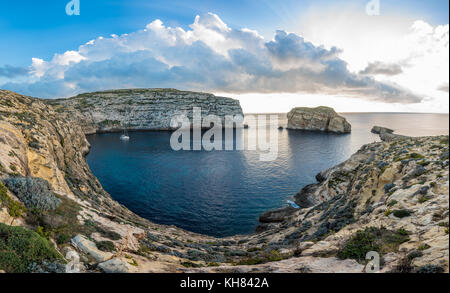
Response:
[287,106,351,134]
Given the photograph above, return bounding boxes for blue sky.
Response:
[0,0,447,66]
[0,0,448,112]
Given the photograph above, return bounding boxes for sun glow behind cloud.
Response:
[291,4,449,113]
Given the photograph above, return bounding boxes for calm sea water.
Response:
[86,113,448,237]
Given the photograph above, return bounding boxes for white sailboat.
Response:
[120,129,130,141]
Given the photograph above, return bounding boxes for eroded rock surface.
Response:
[47,89,243,134]
[287,106,351,133]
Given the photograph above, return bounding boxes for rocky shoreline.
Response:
[0,89,448,273]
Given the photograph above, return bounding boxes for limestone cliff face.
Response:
[47,89,243,134]
[0,90,222,272]
[287,106,351,133]
[0,90,150,225]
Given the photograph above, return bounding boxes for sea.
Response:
[86,113,449,237]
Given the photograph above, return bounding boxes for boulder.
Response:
[98,258,138,273]
[287,106,351,133]
[371,126,394,134]
[71,234,113,262]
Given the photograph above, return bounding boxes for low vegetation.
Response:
[337,227,410,262]
[0,223,62,273]
[235,249,283,265]
[392,209,413,218]
[0,182,27,224]
[3,177,61,211]
[96,240,116,252]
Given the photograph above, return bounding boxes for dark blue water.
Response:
[86,113,449,237]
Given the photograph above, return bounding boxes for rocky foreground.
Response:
[0,89,448,273]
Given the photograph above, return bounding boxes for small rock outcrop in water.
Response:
[47,89,243,134]
[287,106,351,133]
[372,125,409,142]
[371,126,394,134]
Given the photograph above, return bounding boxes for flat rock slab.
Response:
[98,258,138,273]
[71,234,113,263]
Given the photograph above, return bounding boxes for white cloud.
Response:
[0,12,428,106]
[30,58,47,78]
[295,5,449,113]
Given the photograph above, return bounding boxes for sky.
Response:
[0,0,448,113]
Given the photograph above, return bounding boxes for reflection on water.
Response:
[86,113,448,237]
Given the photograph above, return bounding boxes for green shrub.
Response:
[416,264,445,273]
[407,250,423,260]
[393,209,412,218]
[181,261,201,268]
[409,153,425,159]
[96,240,116,252]
[418,196,431,203]
[439,138,449,145]
[337,227,410,262]
[0,223,61,273]
[418,244,431,251]
[397,228,410,236]
[387,200,398,207]
[56,233,71,245]
[0,182,26,222]
[247,247,261,252]
[236,249,283,265]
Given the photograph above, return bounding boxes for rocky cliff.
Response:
[0,89,448,273]
[0,90,235,273]
[287,106,351,133]
[46,89,243,134]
